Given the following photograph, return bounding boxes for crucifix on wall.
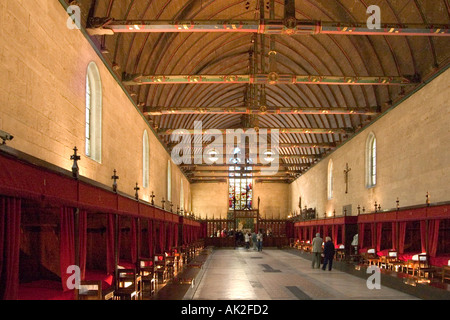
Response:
[344,163,351,194]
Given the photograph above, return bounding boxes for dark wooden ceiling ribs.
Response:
[78,0,449,180]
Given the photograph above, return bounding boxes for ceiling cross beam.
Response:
[123,73,417,86]
[86,19,449,37]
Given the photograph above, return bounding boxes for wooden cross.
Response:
[70,146,80,179]
[134,183,140,200]
[161,197,165,210]
[150,191,155,205]
[343,163,351,194]
[111,169,119,193]
[170,201,174,213]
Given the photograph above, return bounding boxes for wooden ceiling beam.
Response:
[123,73,417,86]
[143,106,381,116]
[87,19,449,37]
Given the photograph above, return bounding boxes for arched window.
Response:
[327,159,333,200]
[85,62,102,162]
[142,130,149,188]
[167,160,172,202]
[366,132,377,188]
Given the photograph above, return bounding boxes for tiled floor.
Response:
[188,248,419,300]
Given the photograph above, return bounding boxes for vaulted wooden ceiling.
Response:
[73,0,449,183]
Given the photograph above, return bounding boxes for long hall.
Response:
[182,248,418,300]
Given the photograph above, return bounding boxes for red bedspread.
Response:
[84,270,114,290]
[18,280,74,300]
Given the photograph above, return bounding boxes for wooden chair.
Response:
[75,280,114,300]
[138,258,156,297]
[416,253,435,281]
[115,269,142,300]
[364,248,380,266]
[165,251,175,280]
[385,251,404,271]
[438,262,450,283]
[335,245,345,261]
[154,254,168,284]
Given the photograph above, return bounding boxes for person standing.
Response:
[322,236,335,271]
[244,232,250,249]
[257,230,263,252]
[252,232,257,250]
[311,233,323,269]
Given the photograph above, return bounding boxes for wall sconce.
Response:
[161,197,165,210]
[396,197,400,210]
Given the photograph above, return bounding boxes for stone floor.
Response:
[186,248,419,300]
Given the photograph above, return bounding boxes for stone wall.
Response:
[289,68,450,217]
[0,0,190,208]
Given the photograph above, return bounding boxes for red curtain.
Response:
[148,219,154,258]
[60,206,75,292]
[391,222,397,251]
[78,210,87,280]
[131,218,137,264]
[332,225,338,246]
[376,223,383,252]
[428,220,440,257]
[420,220,427,253]
[358,223,365,250]
[0,197,21,300]
[106,214,115,275]
[174,223,179,248]
[159,221,165,253]
[398,222,407,254]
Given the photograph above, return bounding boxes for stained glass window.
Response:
[228,166,252,210]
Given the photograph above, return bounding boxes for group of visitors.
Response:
[311,233,335,271]
[243,230,264,252]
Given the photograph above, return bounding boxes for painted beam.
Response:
[144,106,381,115]
[123,73,416,86]
[86,19,449,37]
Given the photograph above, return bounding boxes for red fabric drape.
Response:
[78,210,87,280]
[376,223,383,252]
[106,214,115,275]
[60,207,75,292]
[131,218,137,264]
[428,220,440,257]
[398,222,407,254]
[358,223,365,250]
[0,197,21,300]
[148,220,154,258]
[420,220,427,253]
[332,225,338,246]
[174,223,179,248]
[159,221,165,253]
[341,225,345,245]
[391,222,397,251]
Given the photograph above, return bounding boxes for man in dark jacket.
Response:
[322,236,335,271]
